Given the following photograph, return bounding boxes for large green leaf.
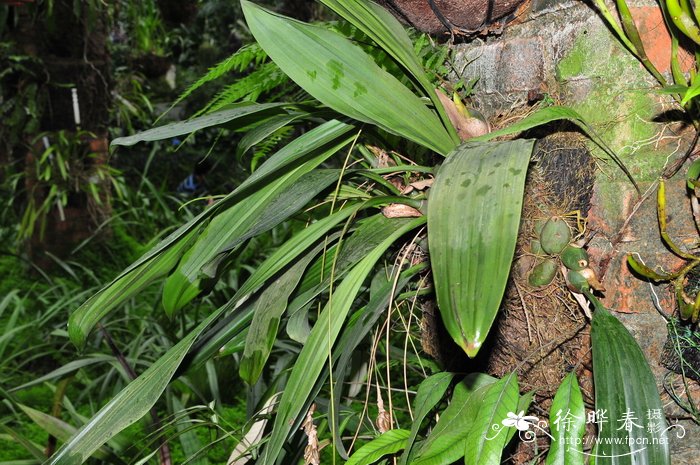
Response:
[346,429,410,465]
[241,0,455,155]
[428,140,533,357]
[68,226,202,349]
[111,102,286,146]
[412,374,496,465]
[259,217,426,465]
[546,372,585,465]
[463,373,519,465]
[588,292,670,465]
[399,373,454,465]
[317,0,459,144]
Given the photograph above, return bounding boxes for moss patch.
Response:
[556,25,680,183]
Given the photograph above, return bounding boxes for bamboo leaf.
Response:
[463,373,520,465]
[588,292,671,465]
[545,372,585,465]
[241,0,455,155]
[399,373,454,465]
[259,217,425,465]
[111,103,286,146]
[428,140,533,357]
[346,429,411,465]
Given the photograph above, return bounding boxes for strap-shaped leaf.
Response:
[463,373,520,465]
[69,121,355,348]
[259,217,426,465]
[111,102,286,147]
[428,140,533,357]
[317,0,459,145]
[589,292,670,465]
[47,310,219,465]
[238,242,324,384]
[162,168,342,315]
[546,372,585,465]
[241,0,455,155]
[346,429,410,465]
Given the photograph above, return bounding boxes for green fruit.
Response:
[530,239,543,255]
[540,217,572,255]
[560,245,589,270]
[528,258,558,287]
[566,269,590,292]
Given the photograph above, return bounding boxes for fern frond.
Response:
[249,125,294,171]
[199,62,289,115]
[157,43,268,121]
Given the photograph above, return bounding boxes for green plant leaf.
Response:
[239,243,322,384]
[428,140,533,356]
[17,405,114,462]
[235,110,308,158]
[472,106,637,191]
[162,167,342,315]
[546,372,585,465]
[317,0,459,144]
[241,0,455,155]
[346,429,411,465]
[185,200,403,368]
[399,372,454,465]
[411,374,496,465]
[68,226,202,349]
[588,292,671,465]
[71,120,354,347]
[46,311,218,465]
[10,355,115,391]
[259,217,425,465]
[111,102,286,146]
[463,373,519,465]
